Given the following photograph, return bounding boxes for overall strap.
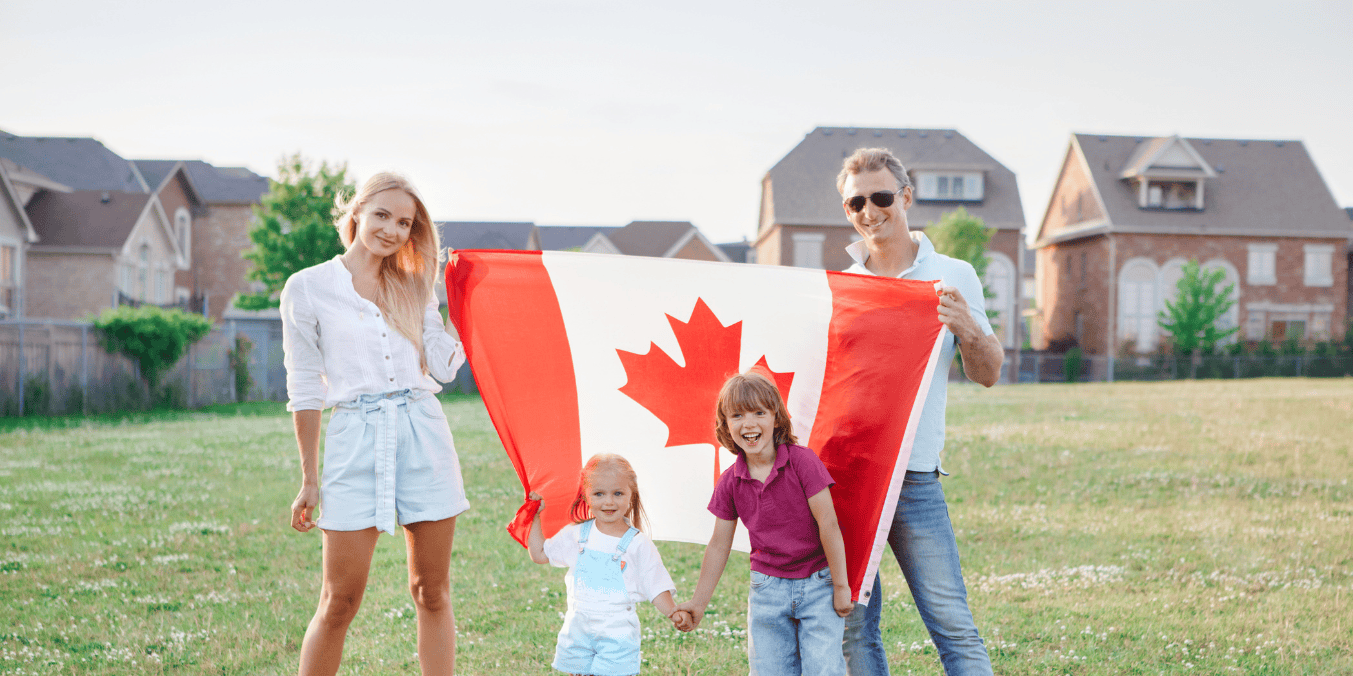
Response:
[612,527,640,561]
[577,519,593,551]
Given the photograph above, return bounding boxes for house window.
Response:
[915,172,984,201]
[1303,244,1334,287]
[1143,180,1198,209]
[1271,320,1305,342]
[175,208,191,259]
[0,245,13,283]
[791,233,825,269]
[1119,258,1158,352]
[138,243,150,301]
[157,269,168,303]
[1247,244,1277,285]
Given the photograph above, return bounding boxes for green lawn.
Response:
[1,381,1350,675]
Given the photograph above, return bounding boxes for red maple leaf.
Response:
[617,298,793,481]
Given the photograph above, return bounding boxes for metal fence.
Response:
[1,317,477,417]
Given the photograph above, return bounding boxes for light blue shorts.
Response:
[317,389,470,534]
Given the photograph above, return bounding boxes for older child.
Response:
[528,454,689,675]
[677,371,852,675]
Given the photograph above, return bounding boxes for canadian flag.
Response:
[446,250,945,603]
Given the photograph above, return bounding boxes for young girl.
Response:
[528,454,689,675]
[676,371,852,675]
[281,172,468,676]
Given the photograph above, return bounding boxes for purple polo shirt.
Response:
[707,444,835,578]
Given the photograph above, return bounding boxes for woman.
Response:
[281,172,468,676]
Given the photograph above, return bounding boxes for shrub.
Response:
[1063,347,1083,383]
[91,306,212,395]
[227,334,255,403]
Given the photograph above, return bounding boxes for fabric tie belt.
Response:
[336,389,429,535]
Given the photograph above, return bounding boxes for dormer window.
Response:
[915,171,984,201]
[1144,180,1199,209]
[1120,136,1215,211]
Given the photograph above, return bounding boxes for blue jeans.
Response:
[747,566,846,676]
[842,471,991,676]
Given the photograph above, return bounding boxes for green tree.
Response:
[927,206,998,331]
[1158,259,1238,356]
[227,333,255,403]
[92,306,212,393]
[235,154,353,310]
[927,206,993,281]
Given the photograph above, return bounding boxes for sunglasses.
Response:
[844,190,905,213]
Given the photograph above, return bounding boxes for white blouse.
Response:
[280,257,466,411]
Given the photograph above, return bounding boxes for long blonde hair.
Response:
[335,172,439,366]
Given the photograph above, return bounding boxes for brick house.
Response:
[755,127,1028,348]
[0,158,44,317]
[24,187,185,319]
[1033,133,1352,355]
[135,160,269,320]
[582,221,730,262]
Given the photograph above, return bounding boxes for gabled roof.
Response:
[135,159,268,204]
[764,127,1026,232]
[130,160,205,210]
[1038,133,1353,245]
[606,221,694,257]
[0,161,40,244]
[0,132,146,193]
[599,221,731,261]
[1118,135,1215,180]
[536,225,620,250]
[26,190,151,249]
[717,240,752,263]
[436,221,537,251]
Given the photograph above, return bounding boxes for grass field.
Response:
[1,380,1350,675]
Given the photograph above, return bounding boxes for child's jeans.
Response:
[746,566,846,676]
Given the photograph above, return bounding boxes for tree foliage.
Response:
[92,305,212,391]
[235,154,353,310]
[1158,259,1238,355]
[927,207,994,281]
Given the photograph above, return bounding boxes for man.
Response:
[836,148,1002,676]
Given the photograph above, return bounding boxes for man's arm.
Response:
[936,286,1004,388]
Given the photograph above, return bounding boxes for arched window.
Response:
[983,252,1016,348]
[1202,258,1241,344]
[138,243,150,301]
[174,207,191,257]
[1119,258,1158,352]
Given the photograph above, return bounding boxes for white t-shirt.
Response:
[544,522,676,605]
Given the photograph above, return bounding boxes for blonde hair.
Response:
[569,454,648,532]
[714,370,797,456]
[837,147,913,195]
[335,172,440,367]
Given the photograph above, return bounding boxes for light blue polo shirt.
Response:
[844,232,993,474]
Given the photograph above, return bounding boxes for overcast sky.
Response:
[4,0,1350,246]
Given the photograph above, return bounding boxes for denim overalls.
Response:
[553,520,642,675]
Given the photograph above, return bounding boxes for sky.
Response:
[3,0,1350,246]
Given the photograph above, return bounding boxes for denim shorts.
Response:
[747,566,846,676]
[317,389,469,534]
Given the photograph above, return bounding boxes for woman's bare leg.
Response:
[404,517,458,675]
[298,528,380,676]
